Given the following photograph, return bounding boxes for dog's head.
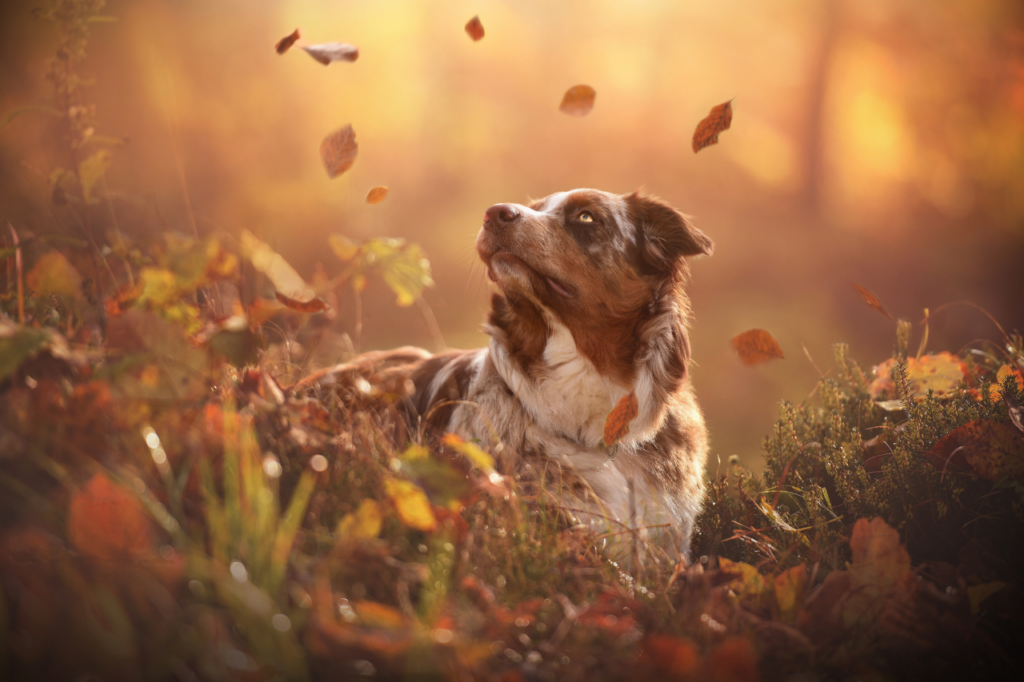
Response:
[476,189,712,386]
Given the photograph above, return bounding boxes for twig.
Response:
[415,295,447,351]
[7,222,23,323]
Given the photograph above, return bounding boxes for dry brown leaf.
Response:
[465,16,485,41]
[731,329,785,366]
[320,125,359,179]
[603,391,638,446]
[559,85,596,117]
[275,291,329,313]
[692,100,733,153]
[302,42,359,66]
[366,186,389,204]
[275,28,301,55]
[852,282,892,320]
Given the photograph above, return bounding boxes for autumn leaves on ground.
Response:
[3,4,1024,682]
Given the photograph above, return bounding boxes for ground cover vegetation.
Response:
[2,3,1023,681]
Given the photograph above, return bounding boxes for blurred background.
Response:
[2,0,1023,470]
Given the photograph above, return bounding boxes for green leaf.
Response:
[0,321,56,382]
[361,238,433,307]
[0,105,61,132]
[78,149,113,204]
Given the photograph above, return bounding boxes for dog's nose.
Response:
[484,203,520,228]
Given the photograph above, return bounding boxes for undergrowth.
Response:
[2,3,1024,681]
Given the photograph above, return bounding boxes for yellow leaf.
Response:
[135,267,179,306]
[328,234,360,262]
[441,434,495,470]
[967,581,1006,616]
[384,478,436,531]
[78,149,112,204]
[26,251,82,300]
[773,564,807,623]
[240,230,315,301]
[717,557,766,599]
[337,499,382,540]
[401,444,430,461]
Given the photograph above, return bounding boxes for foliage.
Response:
[2,5,1023,682]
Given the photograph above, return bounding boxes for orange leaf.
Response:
[731,329,784,366]
[465,16,485,42]
[603,391,638,446]
[559,85,596,117]
[692,100,733,153]
[320,124,359,179]
[68,472,152,561]
[302,42,359,66]
[644,634,700,677]
[852,282,892,320]
[927,419,1024,481]
[366,186,389,204]
[274,291,328,313]
[275,28,301,55]
[849,517,910,590]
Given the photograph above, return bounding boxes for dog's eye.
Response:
[577,212,594,223]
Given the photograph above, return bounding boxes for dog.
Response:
[299,189,712,558]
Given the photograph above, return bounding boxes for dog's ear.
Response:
[626,192,713,273]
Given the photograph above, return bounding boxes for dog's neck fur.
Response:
[485,277,690,450]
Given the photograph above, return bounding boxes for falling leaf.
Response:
[465,15,485,41]
[366,186,389,204]
[868,352,967,401]
[337,499,383,540]
[68,472,152,561]
[603,391,638,446]
[320,124,359,179]
[302,42,359,66]
[384,478,437,531]
[559,85,596,117]
[274,291,329,313]
[852,282,892,321]
[926,419,1024,481]
[275,28,301,54]
[442,433,495,470]
[78,149,113,203]
[692,100,733,153]
[731,329,784,366]
[240,229,316,301]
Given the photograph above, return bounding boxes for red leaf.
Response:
[692,100,733,153]
[852,282,892,320]
[926,419,1024,481]
[603,391,638,446]
[275,28,301,55]
[731,329,784,366]
[465,16,485,42]
[559,85,596,117]
[275,291,329,313]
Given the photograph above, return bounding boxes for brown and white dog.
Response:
[302,189,712,557]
